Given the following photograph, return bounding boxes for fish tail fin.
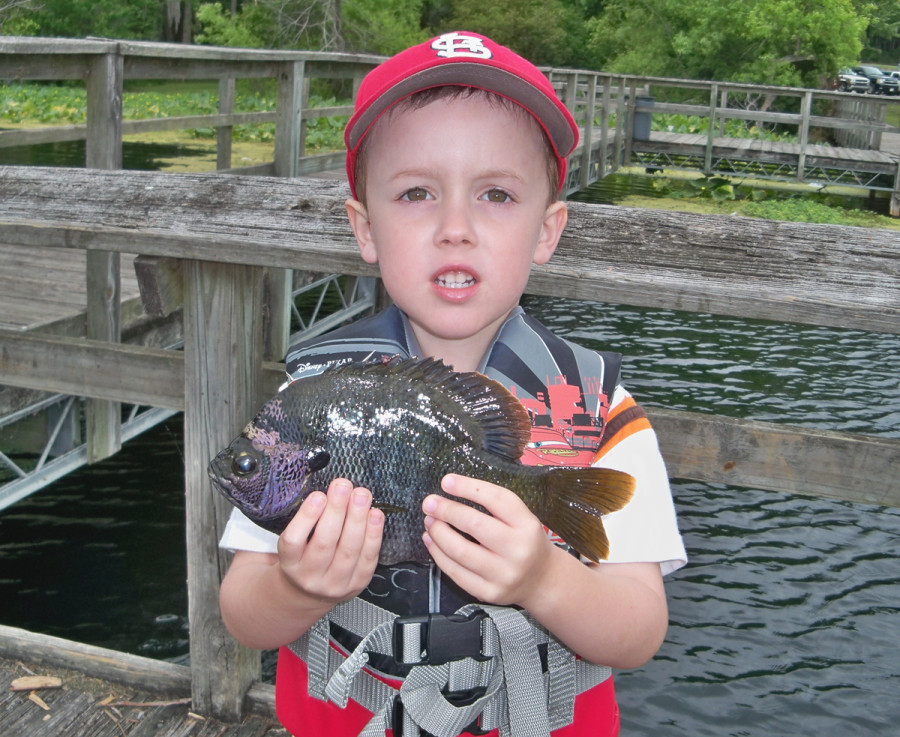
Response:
[541,467,635,563]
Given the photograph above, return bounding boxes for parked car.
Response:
[851,65,900,94]
[837,68,870,93]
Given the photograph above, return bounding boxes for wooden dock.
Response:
[0,626,282,737]
[1,38,899,733]
[0,246,142,333]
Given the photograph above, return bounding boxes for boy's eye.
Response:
[483,189,511,203]
[401,187,429,202]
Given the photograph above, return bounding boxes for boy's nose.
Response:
[434,197,476,247]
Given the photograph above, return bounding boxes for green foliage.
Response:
[0,80,348,151]
[17,0,160,40]
[343,0,429,55]
[0,83,86,124]
[1,8,40,36]
[861,0,900,61]
[587,0,871,87]
[195,2,270,48]
[652,114,798,142]
[740,197,886,226]
[444,0,586,66]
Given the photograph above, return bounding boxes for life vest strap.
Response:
[289,598,611,737]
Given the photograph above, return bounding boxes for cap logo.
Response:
[431,32,492,60]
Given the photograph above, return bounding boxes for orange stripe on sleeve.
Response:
[593,400,652,462]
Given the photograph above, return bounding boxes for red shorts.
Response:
[275,645,619,737]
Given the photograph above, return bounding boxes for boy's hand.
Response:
[422,474,554,607]
[276,478,384,607]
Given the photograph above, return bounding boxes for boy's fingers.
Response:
[330,487,377,568]
[362,507,385,561]
[279,490,326,551]
[439,474,530,523]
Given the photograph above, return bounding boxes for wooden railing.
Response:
[0,165,897,720]
[0,36,383,178]
[2,37,897,201]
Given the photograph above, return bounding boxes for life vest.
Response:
[281,305,623,737]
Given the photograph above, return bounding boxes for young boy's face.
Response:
[346,93,567,368]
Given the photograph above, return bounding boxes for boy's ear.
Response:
[345,198,378,264]
[532,201,568,265]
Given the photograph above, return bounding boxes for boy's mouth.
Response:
[434,270,476,288]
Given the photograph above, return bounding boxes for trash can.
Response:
[633,95,654,141]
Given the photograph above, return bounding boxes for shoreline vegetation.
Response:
[2,80,898,231]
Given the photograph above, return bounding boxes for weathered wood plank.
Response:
[84,52,124,463]
[0,625,191,695]
[1,326,895,507]
[133,255,184,318]
[0,167,896,335]
[0,648,282,736]
[0,331,185,409]
[182,260,265,720]
[649,409,900,507]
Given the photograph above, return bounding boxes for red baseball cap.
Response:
[345,31,579,198]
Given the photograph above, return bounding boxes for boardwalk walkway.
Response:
[0,624,282,737]
[0,247,142,333]
[1,658,282,737]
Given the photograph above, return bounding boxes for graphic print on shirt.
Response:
[511,373,609,468]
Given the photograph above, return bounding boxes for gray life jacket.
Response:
[284,306,622,737]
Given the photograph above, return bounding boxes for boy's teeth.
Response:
[436,271,475,288]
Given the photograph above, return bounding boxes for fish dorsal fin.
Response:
[326,356,532,461]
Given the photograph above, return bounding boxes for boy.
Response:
[219,31,686,737]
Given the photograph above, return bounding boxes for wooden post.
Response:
[718,89,728,137]
[599,76,611,178]
[275,60,305,177]
[891,162,900,218]
[704,83,718,176]
[217,77,235,171]
[580,75,596,190]
[623,79,637,166]
[266,60,306,361]
[84,50,123,463]
[612,78,626,173]
[797,90,812,183]
[183,259,264,721]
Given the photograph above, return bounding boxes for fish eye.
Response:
[307,449,330,473]
[232,452,258,476]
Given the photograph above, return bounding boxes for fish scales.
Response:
[209,356,636,564]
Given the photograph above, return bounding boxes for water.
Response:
[1,299,899,735]
[0,139,210,170]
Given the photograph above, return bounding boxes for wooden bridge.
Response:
[1,37,898,206]
[0,37,899,735]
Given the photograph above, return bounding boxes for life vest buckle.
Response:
[392,610,489,666]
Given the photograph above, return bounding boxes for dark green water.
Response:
[1,297,898,735]
[0,139,210,169]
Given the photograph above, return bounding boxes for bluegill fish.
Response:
[208,357,634,565]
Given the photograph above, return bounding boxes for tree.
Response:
[587,0,871,88]
[0,0,39,34]
[195,2,270,47]
[9,0,162,39]
[343,0,428,55]
[861,0,900,61]
[444,0,586,66]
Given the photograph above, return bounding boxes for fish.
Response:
[208,356,635,565]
